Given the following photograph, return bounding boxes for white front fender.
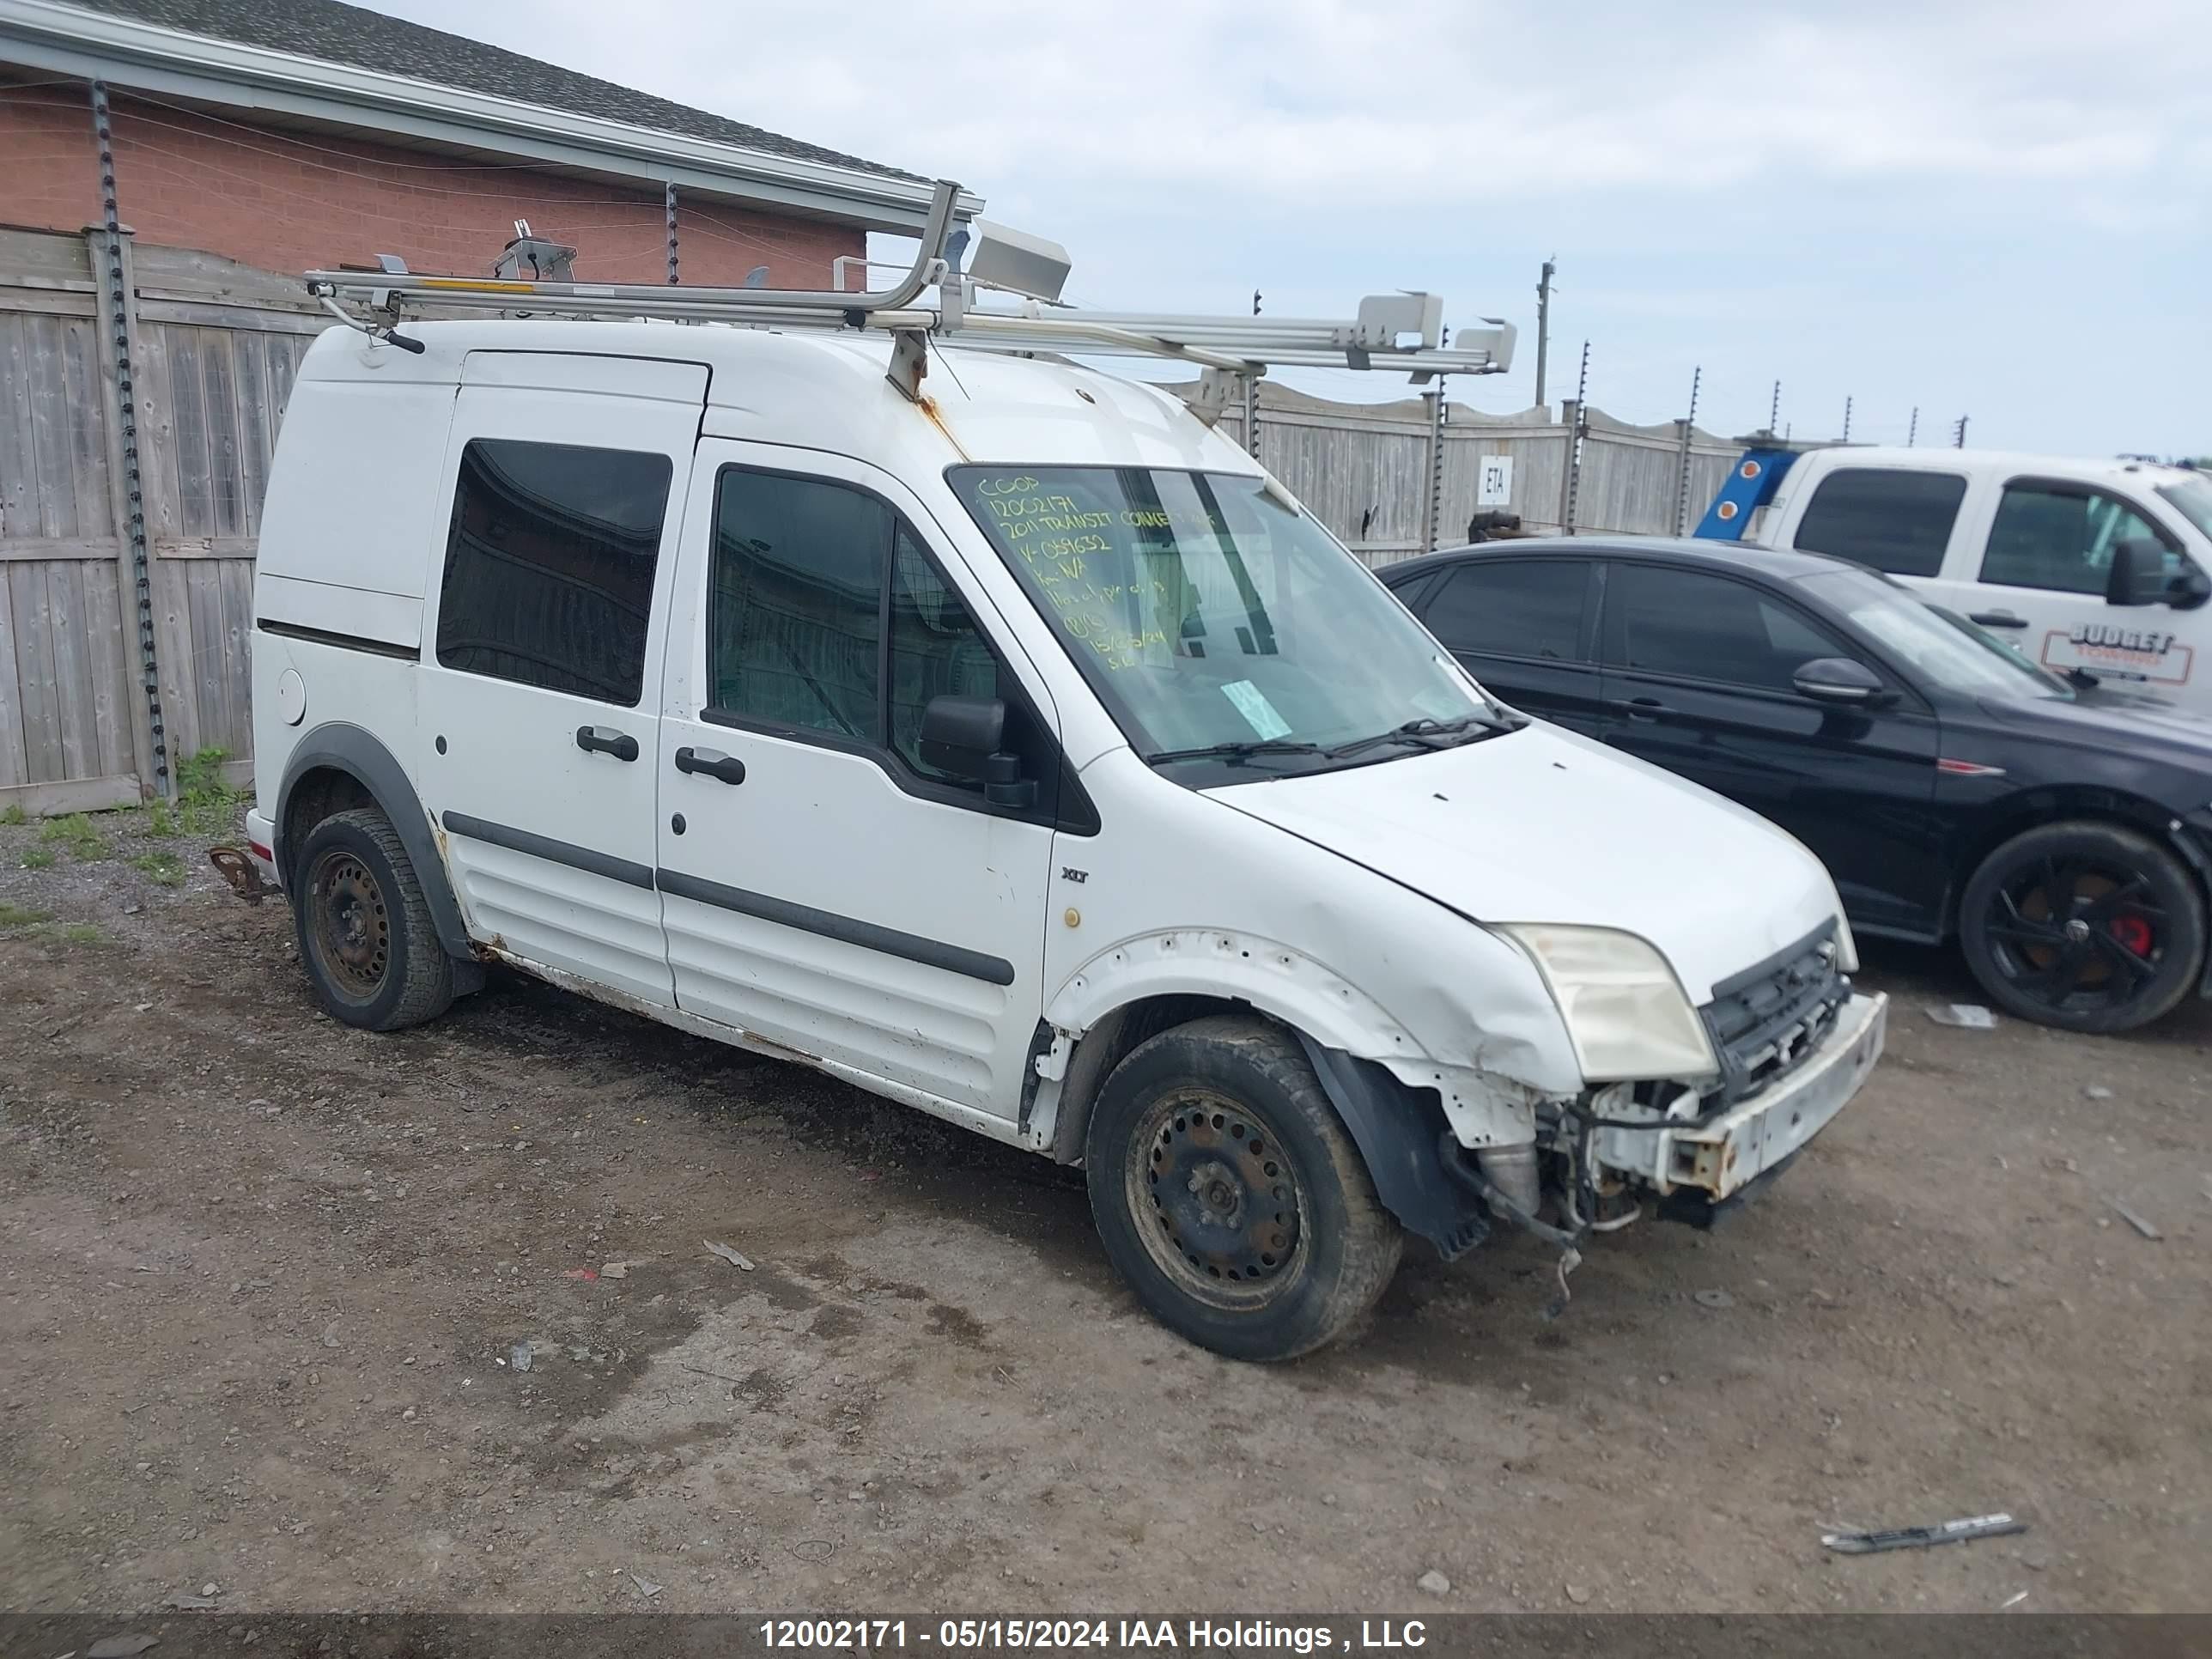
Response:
[1044,928,1556,1147]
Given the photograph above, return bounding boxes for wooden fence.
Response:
[1,230,1749,815]
[0,225,321,812]
[1210,383,1742,567]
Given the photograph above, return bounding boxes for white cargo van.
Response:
[239,202,1885,1358]
[1724,447,2212,706]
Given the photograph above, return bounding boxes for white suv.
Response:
[242,316,1886,1358]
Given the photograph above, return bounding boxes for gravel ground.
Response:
[1,800,2207,1619]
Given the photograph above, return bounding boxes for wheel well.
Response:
[1944,790,2199,939]
[281,767,375,881]
[1048,993,1249,1164]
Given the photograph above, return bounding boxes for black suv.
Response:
[1380,536,2212,1033]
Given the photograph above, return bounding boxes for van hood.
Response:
[1203,722,1844,1003]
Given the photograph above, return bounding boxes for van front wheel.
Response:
[1085,1016,1401,1361]
[292,807,455,1031]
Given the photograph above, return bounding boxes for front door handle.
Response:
[675,745,747,787]
[1613,696,1667,722]
[575,725,639,762]
[1969,611,2028,629]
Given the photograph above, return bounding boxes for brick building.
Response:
[0,0,976,287]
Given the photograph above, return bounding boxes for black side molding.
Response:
[275,721,471,963]
[258,619,421,661]
[441,811,654,890]
[657,867,1017,987]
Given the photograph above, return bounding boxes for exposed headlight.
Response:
[1497,924,1718,1083]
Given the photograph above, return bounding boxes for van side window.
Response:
[1792,468,1966,578]
[709,471,887,741]
[890,525,1004,779]
[435,439,672,705]
[1981,483,2172,595]
[707,468,1057,811]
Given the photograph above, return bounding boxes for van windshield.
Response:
[949,465,1505,773]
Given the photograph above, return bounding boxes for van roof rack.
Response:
[305,179,1514,402]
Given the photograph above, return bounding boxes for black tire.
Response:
[291,806,456,1031]
[1085,1015,1402,1361]
[1959,819,2206,1034]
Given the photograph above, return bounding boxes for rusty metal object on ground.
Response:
[208,847,272,903]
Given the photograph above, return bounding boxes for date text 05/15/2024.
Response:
[759,1620,1436,1651]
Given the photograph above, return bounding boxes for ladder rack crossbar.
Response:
[302,176,1513,379]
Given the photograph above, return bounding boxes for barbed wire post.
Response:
[87,80,169,800]
[1673,365,1701,536]
[1561,340,1590,534]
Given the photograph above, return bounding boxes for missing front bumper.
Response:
[1594,992,1887,1201]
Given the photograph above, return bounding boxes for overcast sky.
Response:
[376,0,2210,456]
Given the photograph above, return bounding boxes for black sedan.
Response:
[1379,536,2212,1033]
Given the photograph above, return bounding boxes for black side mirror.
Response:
[919,695,1036,809]
[1792,657,1894,706]
[2106,538,2171,607]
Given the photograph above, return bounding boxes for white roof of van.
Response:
[295,318,1255,477]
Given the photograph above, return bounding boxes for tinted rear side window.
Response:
[1605,563,1849,692]
[436,439,672,705]
[1792,468,1966,578]
[1422,560,1590,661]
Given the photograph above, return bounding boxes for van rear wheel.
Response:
[292,807,455,1031]
[1085,1015,1401,1361]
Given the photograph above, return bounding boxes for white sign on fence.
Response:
[1477,453,1513,507]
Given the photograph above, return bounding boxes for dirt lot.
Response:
[2,801,2208,1620]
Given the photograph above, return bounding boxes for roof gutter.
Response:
[0,0,982,233]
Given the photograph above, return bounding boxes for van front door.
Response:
[654,442,1061,1122]
[1928,477,2206,701]
[416,354,706,1005]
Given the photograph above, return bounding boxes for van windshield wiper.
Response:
[1322,713,1519,760]
[1143,739,1325,767]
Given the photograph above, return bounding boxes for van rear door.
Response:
[415,351,707,1004]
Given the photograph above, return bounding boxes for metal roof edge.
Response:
[0,0,984,232]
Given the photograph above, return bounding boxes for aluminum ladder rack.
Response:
[305,179,1514,398]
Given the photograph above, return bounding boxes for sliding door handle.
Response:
[575,725,639,762]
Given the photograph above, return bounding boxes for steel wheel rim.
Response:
[1982,854,2165,1015]
[307,849,390,1002]
[1126,1087,1304,1310]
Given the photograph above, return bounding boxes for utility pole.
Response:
[1768,380,1781,439]
[1954,414,1969,448]
[1841,396,1852,443]
[1908,406,1918,447]
[1534,257,1555,411]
